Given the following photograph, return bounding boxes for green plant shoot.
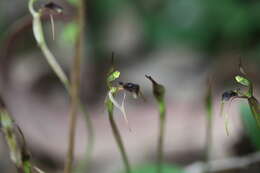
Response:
[221,61,260,135]
[204,80,213,173]
[28,1,94,172]
[105,62,132,173]
[145,75,166,173]
[0,97,46,173]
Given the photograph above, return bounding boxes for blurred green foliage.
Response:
[135,0,260,52]
[1,0,260,60]
[240,104,260,150]
[67,0,79,7]
[0,2,8,40]
[87,0,260,55]
[61,22,79,44]
[122,164,185,173]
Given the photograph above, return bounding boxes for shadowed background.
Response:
[0,0,260,173]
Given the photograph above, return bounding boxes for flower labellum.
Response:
[222,90,238,102]
[119,82,140,98]
[43,2,63,14]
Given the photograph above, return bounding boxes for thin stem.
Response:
[79,104,94,168]
[107,100,131,173]
[205,115,213,160]
[28,0,94,171]
[64,42,80,173]
[74,0,95,170]
[157,102,166,173]
[145,75,166,173]
[204,82,213,173]
[29,0,69,88]
[64,0,85,171]
[41,42,69,88]
[204,110,213,173]
[0,97,33,173]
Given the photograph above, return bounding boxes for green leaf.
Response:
[235,75,250,87]
[107,70,120,82]
[61,22,78,44]
[123,164,185,173]
[240,103,260,150]
[0,110,22,166]
[248,97,260,128]
[0,96,33,172]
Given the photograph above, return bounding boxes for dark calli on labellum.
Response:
[222,90,238,101]
[43,2,63,14]
[119,82,140,97]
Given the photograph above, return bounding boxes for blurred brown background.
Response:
[0,0,260,173]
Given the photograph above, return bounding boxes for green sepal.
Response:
[107,71,120,83]
[235,75,250,87]
[145,75,165,104]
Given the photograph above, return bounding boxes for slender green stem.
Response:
[41,42,69,87]
[145,75,166,173]
[29,0,69,87]
[248,96,260,128]
[64,41,80,173]
[157,102,166,173]
[204,82,213,173]
[204,111,213,173]
[28,0,94,171]
[79,104,94,167]
[107,100,131,173]
[64,0,85,171]
[205,114,213,159]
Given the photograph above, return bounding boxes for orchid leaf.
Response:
[240,104,260,150]
[248,97,260,128]
[0,97,33,173]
